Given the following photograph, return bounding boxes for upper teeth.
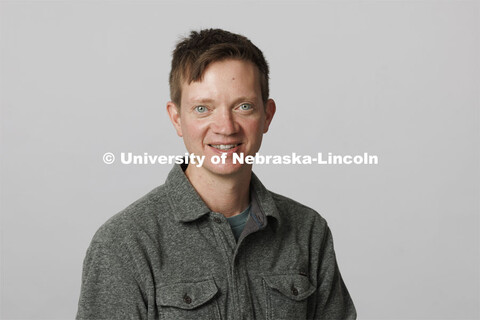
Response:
[211,144,237,150]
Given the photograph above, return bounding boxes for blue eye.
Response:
[195,105,207,113]
[239,103,252,111]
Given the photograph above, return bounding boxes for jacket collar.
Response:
[249,171,282,229]
[164,164,281,228]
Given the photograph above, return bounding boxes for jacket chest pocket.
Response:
[263,274,316,320]
[157,279,221,320]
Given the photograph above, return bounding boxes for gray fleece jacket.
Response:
[76,164,356,319]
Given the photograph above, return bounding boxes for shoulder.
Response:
[89,184,170,250]
[262,189,333,262]
[269,190,328,230]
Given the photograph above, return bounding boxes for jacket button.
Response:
[291,286,299,296]
[213,217,222,224]
[183,294,192,304]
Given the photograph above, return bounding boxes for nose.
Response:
[211,108,238,135]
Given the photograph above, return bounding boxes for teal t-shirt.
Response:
[226,205,251,241]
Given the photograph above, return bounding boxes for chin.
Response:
[203,162,250,177]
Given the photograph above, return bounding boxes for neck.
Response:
[185,165,251,218]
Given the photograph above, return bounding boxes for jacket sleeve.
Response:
[313,225,357,319]
[76,242,148,320]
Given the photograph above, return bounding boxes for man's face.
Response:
[167,59,275,177]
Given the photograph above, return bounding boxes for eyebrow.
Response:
[190,98,215,104]
[190,96,259,105]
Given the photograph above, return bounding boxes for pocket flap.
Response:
[264,274,316,301]
[157,279,218,310]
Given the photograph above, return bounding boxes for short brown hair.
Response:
[169,29,269,106]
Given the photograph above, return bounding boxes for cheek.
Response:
[244,118,266,142]
[247,116,265,132]
[181,119,208,141]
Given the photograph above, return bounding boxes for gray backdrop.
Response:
[1,1,479,319]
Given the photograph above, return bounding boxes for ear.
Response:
[166,101,183,137]
[263,98,276,133]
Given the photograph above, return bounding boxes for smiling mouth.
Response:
[208,143,241,151]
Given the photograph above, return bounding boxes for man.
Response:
[77,29,356,319]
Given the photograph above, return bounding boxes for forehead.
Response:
[181,59,262,104]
